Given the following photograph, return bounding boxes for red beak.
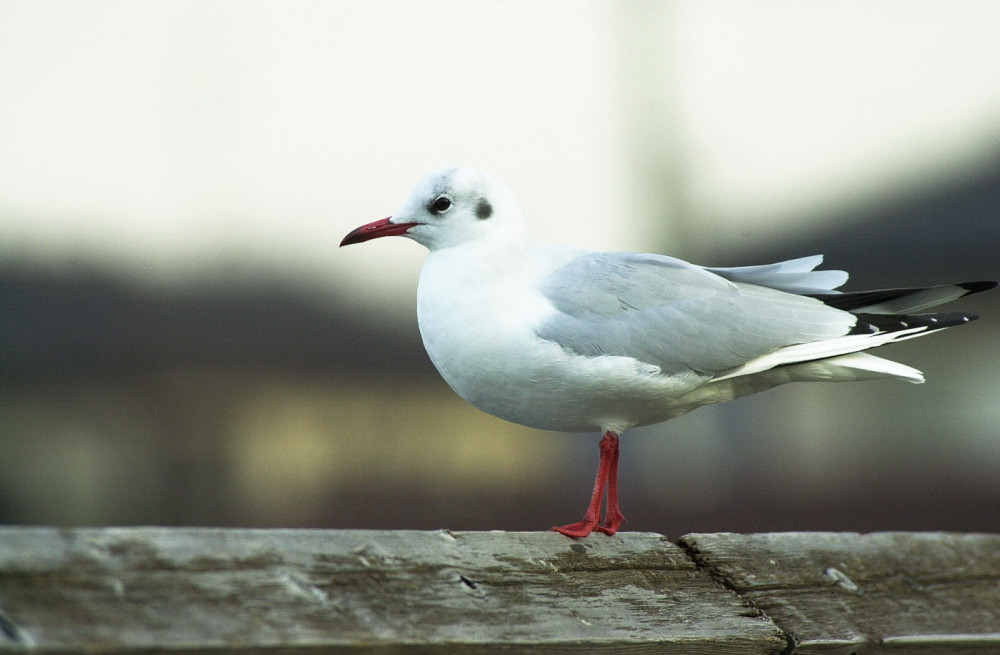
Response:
[340,217,417,247]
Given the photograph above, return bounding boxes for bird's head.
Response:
[340,167,525,251]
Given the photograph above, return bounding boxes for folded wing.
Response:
[534,252,994,383]
[534,252,855,377]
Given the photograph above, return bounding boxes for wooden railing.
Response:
[1,528,998,653]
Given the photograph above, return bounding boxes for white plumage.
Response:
[341,167,994,537]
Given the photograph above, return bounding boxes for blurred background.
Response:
[1,1,998,535]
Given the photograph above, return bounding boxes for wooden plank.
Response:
[679,532,1000,654]
[0,528,784,654]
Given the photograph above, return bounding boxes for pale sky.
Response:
[2,1,999,303]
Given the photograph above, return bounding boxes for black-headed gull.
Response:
[341,167,995,538]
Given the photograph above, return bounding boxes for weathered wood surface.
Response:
[1,529,999,653]
[0,528,782,654]
[681,532,1000,654]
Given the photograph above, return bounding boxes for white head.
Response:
[341,168,526,251]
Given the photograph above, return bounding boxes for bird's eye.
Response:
[428,195,453,214]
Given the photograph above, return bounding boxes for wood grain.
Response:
[0,527,784,654]
[680,532,1000,654]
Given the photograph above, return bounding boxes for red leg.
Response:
[596,433,625,535]
[553,431,623,538]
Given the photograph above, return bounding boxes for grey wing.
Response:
[534,252,857,377]
[706,255,848,294]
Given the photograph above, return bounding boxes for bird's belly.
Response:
[420,321,704,433]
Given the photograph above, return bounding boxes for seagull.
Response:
[341,167,995,538]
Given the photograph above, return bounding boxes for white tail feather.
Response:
[808,352,925,383]
[712,326,928,382]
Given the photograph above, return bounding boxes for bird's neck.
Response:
[423,236,527,286]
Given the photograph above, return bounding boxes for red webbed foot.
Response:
[553,430,624,538]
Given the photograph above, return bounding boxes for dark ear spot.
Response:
[476,198,493,220]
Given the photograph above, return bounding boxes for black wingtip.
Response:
[850,311,980,335]
[958,280,998,296]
